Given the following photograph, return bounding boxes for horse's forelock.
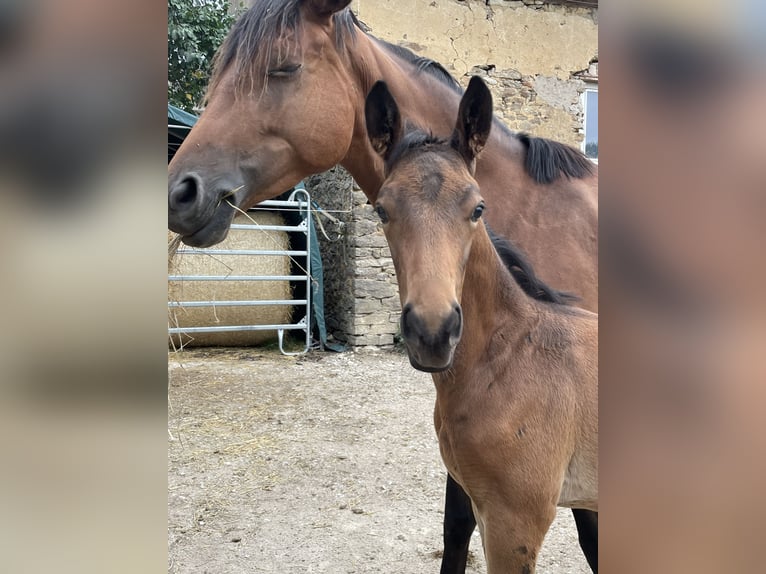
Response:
[207,0,359,99]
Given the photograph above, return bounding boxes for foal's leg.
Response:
[572,509,598,573]
[480,502,556,574]
[439,474,476,574]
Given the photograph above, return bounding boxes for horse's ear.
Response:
[365,81,402,160]
[451,76,493,167]
[303,0,353,20]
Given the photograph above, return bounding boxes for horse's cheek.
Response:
[300,101,354,168]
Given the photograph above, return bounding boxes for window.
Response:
[582,88,598,160]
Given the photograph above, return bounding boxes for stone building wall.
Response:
[469,60,598,147]
[308,0,597,347]
[353,0,598,147]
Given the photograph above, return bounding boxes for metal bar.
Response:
[300,189,312,355]
[253,200,309,208]
[169,299,307,307]
[229,223,306,232]
[169,275,308,282]
[169,323,307,334]
[175,249,308,257]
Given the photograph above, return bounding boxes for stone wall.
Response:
[309,0,597,347]
[306,168,401,347]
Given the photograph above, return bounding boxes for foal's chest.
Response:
[432,377,516,487]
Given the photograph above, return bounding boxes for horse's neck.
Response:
[447,225,537,375]
[340,35,523,199]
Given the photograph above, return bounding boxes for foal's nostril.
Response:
[447,304,463,340]
[169,176,199,211]
[400,303,414,338]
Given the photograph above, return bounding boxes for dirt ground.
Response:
[168,346,590,573]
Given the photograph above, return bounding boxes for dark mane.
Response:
[374,38,462,93]
[487,226,578,305]
[516,133,595,185]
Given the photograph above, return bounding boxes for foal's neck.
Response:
[447,224,537,372]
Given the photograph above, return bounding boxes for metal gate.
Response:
[168,188,312,355]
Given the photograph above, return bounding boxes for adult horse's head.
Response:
[169,0,356,247]
[365,77,493,372]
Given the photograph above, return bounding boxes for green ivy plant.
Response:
[168,0,241,113]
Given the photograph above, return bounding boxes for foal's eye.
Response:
[471,202,485,222]
[374,205,389,223]
[267,63,302,78]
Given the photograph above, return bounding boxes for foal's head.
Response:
[365,76,493,372]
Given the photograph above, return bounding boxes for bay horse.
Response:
[365,75,598,573]
[167,1,598,571]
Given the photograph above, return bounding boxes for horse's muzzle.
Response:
[168,171,240,247]
[401,303,463,372]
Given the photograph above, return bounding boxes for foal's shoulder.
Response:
[530,302,597,354]
[547,301,596,320]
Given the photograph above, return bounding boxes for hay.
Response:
[168,211,295,347]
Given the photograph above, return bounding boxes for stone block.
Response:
[354,267,385,279]
[355,279,398,299]
[353,313,393,327]
[354,298,387,314]
[353,233,389,248]
[354,218,380,235]
[347,333,395,347]
[354,322,398,337]
[383,301,400,312]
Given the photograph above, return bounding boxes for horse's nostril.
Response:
[169,176,199,210]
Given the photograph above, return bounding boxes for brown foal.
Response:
[365,76,598,573]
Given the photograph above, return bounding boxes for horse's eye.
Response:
[267,63,302,78]
[471,202,485,222]
[375,205,389,223]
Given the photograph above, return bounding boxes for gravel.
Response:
[168,347,590,573]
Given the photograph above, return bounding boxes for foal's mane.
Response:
[486,226,577,305]
[209,0,593,183]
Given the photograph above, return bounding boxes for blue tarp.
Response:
[293,181,345,353]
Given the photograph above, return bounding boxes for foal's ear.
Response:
[303,0,353,20]
[365,81,402,160]
[451,76,493,167]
